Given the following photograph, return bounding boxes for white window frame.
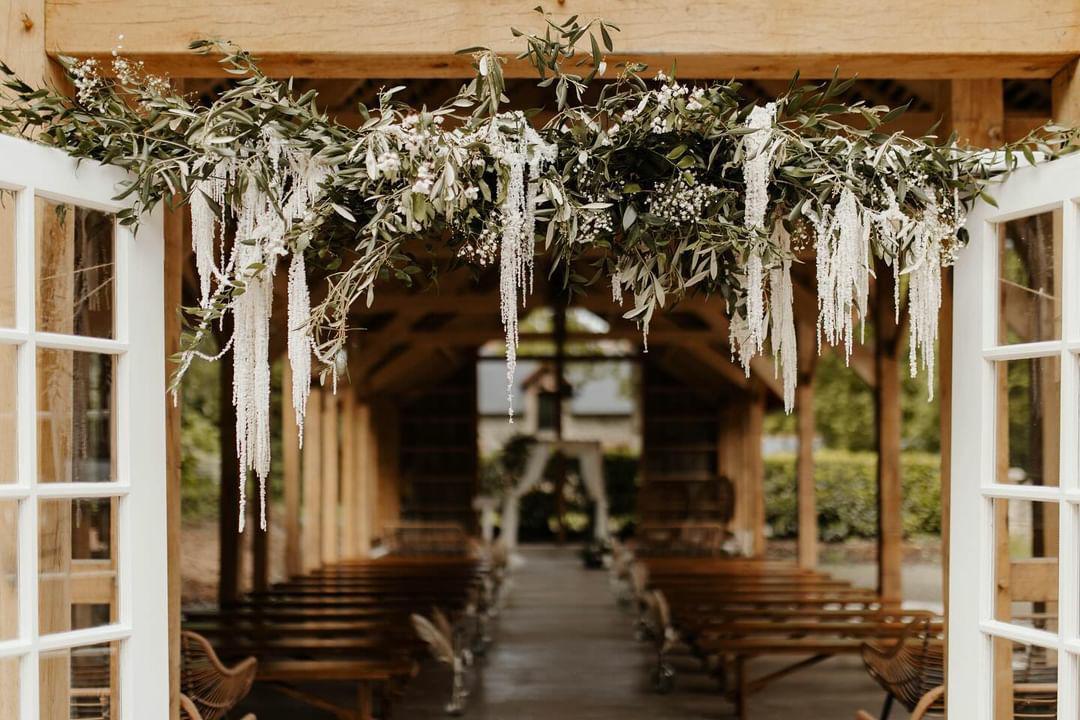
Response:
[950,151,1080,718]
[0,134,168,719]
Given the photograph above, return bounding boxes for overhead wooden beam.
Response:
[46,0,1079,79]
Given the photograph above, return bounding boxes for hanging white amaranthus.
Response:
[489,113,557,420]
[742,102,780,356]
[769,226,798,412]
[903,189,961,401]
[184,130,329,531]
[231,179,281,532]
[814,187,871,362]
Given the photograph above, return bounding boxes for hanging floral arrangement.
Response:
[1,10,1076,529]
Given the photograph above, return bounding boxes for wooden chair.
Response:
[179,630,257,720]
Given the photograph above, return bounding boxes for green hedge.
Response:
[764,450,941,542]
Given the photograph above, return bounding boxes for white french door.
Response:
[0,135,168,719]
[950,151,1080,718]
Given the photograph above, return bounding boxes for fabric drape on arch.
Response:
[500,440,609,548]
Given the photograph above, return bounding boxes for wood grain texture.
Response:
[44,0,1080,78]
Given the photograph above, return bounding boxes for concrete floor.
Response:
[234,545,911,719]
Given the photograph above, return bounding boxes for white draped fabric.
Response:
[501,440,609,548]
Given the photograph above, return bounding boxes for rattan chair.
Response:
[179,630,257,720]
[859,616,1058,718]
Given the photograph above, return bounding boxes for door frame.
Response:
[0,134,168,719]
[949,151,1080,717]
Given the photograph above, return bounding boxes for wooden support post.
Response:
[321,390,340,564]
[251,491,269,592]
[795,314,819,569]
[874,261,903,603]
[216,341,241,605]
[373,400,401,541]
[301,387,323,572]
[747,382,767,557]
[162,200,184,719]
[1051,60,1080,127]
[340,392,358,558]
[355,401,373,556]
[943,78,1006,702]
[282,362,302,577]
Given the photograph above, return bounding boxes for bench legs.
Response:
[358,682,374,720]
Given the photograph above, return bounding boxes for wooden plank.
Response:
[321,390,340,564]
[795,310,818,569]
[44,0,1080,79]
[301,387,323,572]
[282,361,302,577]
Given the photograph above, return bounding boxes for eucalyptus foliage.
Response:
[1,10,1075,528]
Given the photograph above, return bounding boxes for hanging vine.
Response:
[1,10,1076,528]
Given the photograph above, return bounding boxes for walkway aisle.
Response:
[398,545,901,720]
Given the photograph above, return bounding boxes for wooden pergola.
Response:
[3,1,1078,716]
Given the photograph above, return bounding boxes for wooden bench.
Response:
[183,554,489,720]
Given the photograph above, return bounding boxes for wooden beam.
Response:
[301,387,322,572]
[282,362,302,577]
[795,310,818,569]
[46,0,1080,79]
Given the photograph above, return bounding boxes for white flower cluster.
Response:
[71,59,104,108]
[573,204,614,245]
[72,42,170,110]
[646,177,717,227]
[457,225,500,267]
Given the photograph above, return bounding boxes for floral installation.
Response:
[1,11,1076,528]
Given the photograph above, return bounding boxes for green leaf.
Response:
[622,204,637,230]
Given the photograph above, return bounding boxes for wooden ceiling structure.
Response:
[3,2,1079,716]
